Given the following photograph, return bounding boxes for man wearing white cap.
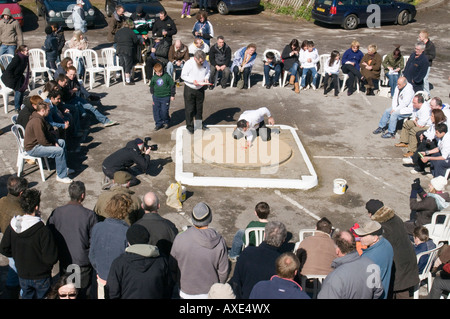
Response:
[72,0,87,34]
[354,220,394,299]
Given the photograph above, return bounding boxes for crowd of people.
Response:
[0,2,448,301]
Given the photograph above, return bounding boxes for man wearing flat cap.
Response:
[170,202,229,298]
[355,220,394,299]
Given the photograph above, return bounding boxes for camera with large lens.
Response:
[144,137,158,151]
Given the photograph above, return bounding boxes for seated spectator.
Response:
[413,226,436,274]
[262,49,282,89]
[208,35,231,89]
[208,283,236,299]
[229,202,271,261]
[231,43,257,90]
[144,35,170,82]
[281,39,301,92]
[341,40,364,96]
[382,47,404,96]
[249,252,310,299]
[46,273,79,299]
[323,50,341,97]
[295,217,336,277]
[228,221,287,299]
[192,10,213,47]
[166,39,189,80]
[428,244,450,299]
[106,224,174,299]
[188,37,209,57]
[89,193,132,299]
[417,123,450,177]
[372,76,414,138]
[360,43,382,96]
[397,94,431,159]
[317,230,383,299]
[405,176,449,236]
[299,40,319,90]
[17,95,44,134]
[67,30,89,79]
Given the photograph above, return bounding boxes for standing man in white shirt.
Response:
[232,107,278,147]
[419,123,450,177]
[181,50,210,134]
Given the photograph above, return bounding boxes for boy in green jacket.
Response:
[149,63,176,130]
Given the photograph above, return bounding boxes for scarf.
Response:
[427,193,450,211]
[241,49,253,67]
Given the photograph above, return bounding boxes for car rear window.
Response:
[315,0,333,5]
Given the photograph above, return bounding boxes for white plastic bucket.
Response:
[333,179,347,195]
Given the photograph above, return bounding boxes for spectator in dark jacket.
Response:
[366,199,420,299]
[16,95,43,135]
[418,30,436,95]
[105,223,174,299]
[115,19,139,85]
[403,42,429,92]
[151,9,177,45]
[0,189,58,299]
[50,23,65,62]
[144,35,170,81]
[47,181,97,299]
[42,25,58,70]
[102,138,153,187]
[208,35,231,89]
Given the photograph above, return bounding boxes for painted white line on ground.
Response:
[362,94,372,106]
[314,155,401,160]
[274,189,322,221]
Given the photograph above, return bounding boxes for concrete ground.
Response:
[0,0,448,298]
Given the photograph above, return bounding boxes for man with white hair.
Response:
[403,42,429,92]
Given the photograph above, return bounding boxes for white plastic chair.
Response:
[82,49,105,89]
[101,48,125,87]
[0,53,13,70]
[299,229,317,242]
[243,227,265,249]
[11,114,17,124]
[28,49,53,89]
[301,275,327,299]
[413,242,444,299]
[64,48,83,66]
[11,124,50,182]
[0,68,14,113]
[424,212,450,244]
[317,53,330,88]
[380,54,389,86]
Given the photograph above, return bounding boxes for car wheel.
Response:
[217,1,229,15]
[397,10,409,25]
[342,14,358,30]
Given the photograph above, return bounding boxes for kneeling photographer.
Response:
[102,137,157,188]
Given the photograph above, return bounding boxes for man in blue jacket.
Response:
[403,42,429,93]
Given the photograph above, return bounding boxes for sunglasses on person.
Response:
[59,293,77,298]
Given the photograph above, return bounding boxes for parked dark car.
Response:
[312,0,416,30]
[0,0,24,27]
[36,0,98,28]
[105,0,165,22]
[190,0,261,15]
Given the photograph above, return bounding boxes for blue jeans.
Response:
[386,72,399,96]
[0,44,16,56]
[431,159,450,178]
[70,96,109,124]
[264,64,281,86]
[199,0,208,9]
[26,139,68,178]
[229,229,245,258]
[301,67,318,88]
[152,95,171,127]
[14,90,25,112]
[378,108,411,134]
[288,62,299,83]
[19,277,51,299]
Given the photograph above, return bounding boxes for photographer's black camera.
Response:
[143,137,158,151]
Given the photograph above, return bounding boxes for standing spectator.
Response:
[108,5,125,43]
[47,181,98,299]
[89,193,131,299]
[166,39,189,80]
[317,230,383,299]
[295,217,336,277]
[249,252,310,299]
[72,0,87,34]
[0,8,23,55]
[149,63,176,131]
[354,220,394,299]
[262,49,282,89]
[403,42,429,92]
[42,25,58,70]
[231,44,257,90]
[170,202,229,298]
[1,44,30,112]
[418,30,436,96]
[341,40,364,96]
[106,224,174,299]
[181,50,210,134]
[208,35,232,89]
[382,47,404,97]
[192,11,214,47]
[360,43,382,96]
[181,0,193,18]
[135,191,179,257]
[366,199,420,299]
[228,221,287,299]
[0,189,58,299]
[281,39,300,91]
[152,9,177,46]
[115,19,139,85]
[50,23,65,62]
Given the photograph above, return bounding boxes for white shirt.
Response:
[391,82,415,115]
[188,42,209,55]
[412,102,431,127]
[438,132,450,160]
[299,49,319,69]
[238,107,272,141]
[324,58,341,75]
[181,57,210,90]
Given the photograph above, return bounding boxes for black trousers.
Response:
[341,64,362,92]
[184,85,205,132]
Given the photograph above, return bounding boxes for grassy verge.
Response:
[261,0,313,21]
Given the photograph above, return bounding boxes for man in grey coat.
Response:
[318,230,383,299]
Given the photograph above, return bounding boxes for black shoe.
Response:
[273,82,279,87]
[221,84,227,89]
[265,84,271,89]
[373,127,385,134]
[209,85,214,90]
[154,125,163,131]
[125,81,135,85]
[202,124,209,131]
[347,90,353,96]
[88,95,100,101]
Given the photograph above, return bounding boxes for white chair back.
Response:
[414,242,444,299]
[28,49,47,69]
[243,227,265,248]
[0,53,13,70]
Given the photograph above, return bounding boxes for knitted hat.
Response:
[126,224,150,245]
[365,199,384,215]
[2,8,11,17]
[354,220,382,237]
[208,283,236,299]
[192,202,212,227]
[431,176,447,191]
[113,171,133,185]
